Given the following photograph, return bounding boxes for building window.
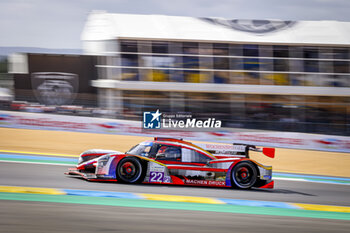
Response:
[198,43,212,55]
[152,41,169,54]
[304,60,319,72]
[334,61,349,73]
[273,45,289,57]
[303,47,319,59]
[229,44,242,56]
[115,40,350,87]
[121,54,138,67]
[273,59,289,71]
[243,58,260,71]
[120,40,138,53]
[168,42,183,54]
[213,43,229,55]
[243,44,259,57]
[333,48,349,59]
[213,71,230,83]
[183,42,199,54]
[230,58,243,70]
[213,57,229,70]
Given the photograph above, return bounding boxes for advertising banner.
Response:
[1,110,350,153]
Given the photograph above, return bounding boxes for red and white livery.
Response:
[66,137,275,189]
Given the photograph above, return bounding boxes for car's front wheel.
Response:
[231,162,257,189]
[116,157,144,183]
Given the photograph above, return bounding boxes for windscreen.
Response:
[126,142,152,157]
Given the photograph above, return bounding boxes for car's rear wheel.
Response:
[231,162,257,189]
[116,157,144,183]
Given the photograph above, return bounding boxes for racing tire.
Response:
[231,161,257,189]
[116,157,145,183]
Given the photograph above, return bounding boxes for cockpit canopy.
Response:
[126,140,214,164]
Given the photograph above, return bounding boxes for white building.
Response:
[81,11,350,135]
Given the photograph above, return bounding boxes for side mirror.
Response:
[155,153,166,160]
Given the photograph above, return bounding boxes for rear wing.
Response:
[196,143,275,159]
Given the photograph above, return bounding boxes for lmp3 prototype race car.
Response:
[66,137,275,189]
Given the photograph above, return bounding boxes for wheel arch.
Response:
[115,155,148,183]
[78,149,121,164]
[227,159,259,189]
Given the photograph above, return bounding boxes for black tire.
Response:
[231,161,257,189]
[116,157,144,183]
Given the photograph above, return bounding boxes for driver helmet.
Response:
[157,146,168,154]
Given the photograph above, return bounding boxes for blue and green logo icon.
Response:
[143,109,162,129]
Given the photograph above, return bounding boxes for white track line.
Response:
[0,160,72,166]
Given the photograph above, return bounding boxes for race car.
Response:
[65,137,275,189]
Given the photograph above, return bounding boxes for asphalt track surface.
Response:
[1,162,350,206]
[1,160,350,232]
[1,200,350,233]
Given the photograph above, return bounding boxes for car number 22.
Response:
[149,171,164,182]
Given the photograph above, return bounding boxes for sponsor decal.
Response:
[148,163,170,183]
[261,175,272,180]
[185,179,226,186]
[236,133,304,145]
[149,162,165,172]
[203,144,245,151]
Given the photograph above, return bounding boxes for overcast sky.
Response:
[0,0,349,49]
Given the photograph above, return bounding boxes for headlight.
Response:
[97,154,111,166]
